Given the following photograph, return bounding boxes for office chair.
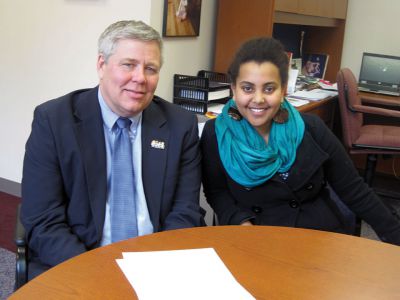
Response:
[14,203,28,290]
[336,68,400,235]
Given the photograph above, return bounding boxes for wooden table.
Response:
[296,97,336,129]
[359,91,400,108]
[9,226,400,299]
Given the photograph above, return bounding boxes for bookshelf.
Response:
[213,0,347,83]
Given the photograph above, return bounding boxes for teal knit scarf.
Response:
[215,99,305,187]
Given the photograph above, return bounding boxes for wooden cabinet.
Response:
[332,0,348,19]
[213,0,348,82]
[213,0,274,73]
[298,0,334,18]
[275,0,347,19]
[274,0,298,13]
[302,23,346,82]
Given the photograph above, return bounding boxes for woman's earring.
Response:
[273,103,288,124]
[228,106,242,121]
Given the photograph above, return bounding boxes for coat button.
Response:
[306,183,314,190]
[289,199,299,208]
[252,206,263,213]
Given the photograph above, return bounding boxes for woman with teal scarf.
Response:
[200,37,400,245]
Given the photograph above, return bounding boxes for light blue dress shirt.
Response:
[98,90,154,246]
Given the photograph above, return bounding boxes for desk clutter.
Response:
[285,49,337,107]
[285,77,337,109]
[173,70,231,114]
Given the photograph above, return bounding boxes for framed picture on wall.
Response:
[162,0,202,37]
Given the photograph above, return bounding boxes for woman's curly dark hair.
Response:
[228,37,289,87]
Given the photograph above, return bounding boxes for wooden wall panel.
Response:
[213,0,274,73]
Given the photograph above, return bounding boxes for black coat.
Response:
[201,113,400,245]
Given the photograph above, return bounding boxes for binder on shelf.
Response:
[197,70,230,83]
[173,71,231,114]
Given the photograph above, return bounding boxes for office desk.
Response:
[9,226,400,300]
[296,97,336,128]
[359,91,400,126]
[359,91,400,108]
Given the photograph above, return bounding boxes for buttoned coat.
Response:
[201,114,400,245]
[22,87,204,279]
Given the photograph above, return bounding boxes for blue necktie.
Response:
[111,117,138,242]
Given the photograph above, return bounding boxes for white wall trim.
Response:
[0,177,21,197]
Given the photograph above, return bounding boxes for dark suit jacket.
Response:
[201,114,400,245]
[21,87,204,279]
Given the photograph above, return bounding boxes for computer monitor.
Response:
[358,52,400,96]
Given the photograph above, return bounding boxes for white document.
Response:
[116,248,255,300]
[287,68,299,94]
[289,88,338,101]
[208,88,230,101]
[207,103,224,114]
[286,97,310,107]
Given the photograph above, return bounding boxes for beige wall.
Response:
[151,0,218,101]
[0,0,217,184]
[2,0,397,185]
[341,0,400,77]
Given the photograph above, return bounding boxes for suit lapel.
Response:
[141,99,168,230]
[73,87,107,241]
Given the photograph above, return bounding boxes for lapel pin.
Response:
[151,140,165,150]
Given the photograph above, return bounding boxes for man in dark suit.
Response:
[21,20,204,280]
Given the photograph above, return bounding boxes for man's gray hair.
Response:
[98,20,163,64]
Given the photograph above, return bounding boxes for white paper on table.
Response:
[286,97,310,107]
[207,103,225,114]
[289,88,338,101]
[116,248,255,300]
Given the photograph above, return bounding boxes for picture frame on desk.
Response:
[162,0,202,37]
[302,53,329,79]
[291,58,302,73]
